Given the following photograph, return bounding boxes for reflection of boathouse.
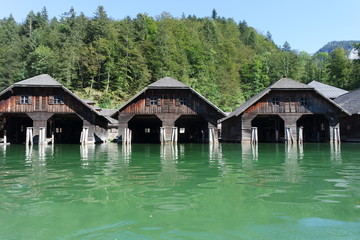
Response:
[0,74,108,144]
[112,77,226,144]
[221,78,350,143]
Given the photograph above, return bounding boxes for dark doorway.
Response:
[251,115,284,142]
[48,114,83,144]
[2,114,33,144]
[297,114,329,142]
[175,115,208,143]
[128,115,162,143]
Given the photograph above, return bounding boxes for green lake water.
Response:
[0,143,360,240]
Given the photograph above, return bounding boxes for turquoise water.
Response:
[0,143,360,240]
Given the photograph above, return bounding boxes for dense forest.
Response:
[0,6,360,111]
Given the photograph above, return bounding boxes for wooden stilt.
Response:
[298,126,303,144]
[251,127,258,144]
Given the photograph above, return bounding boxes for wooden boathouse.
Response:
[334,89,360,142]
[112,77,226,144]
[221,78,350,143]
[0,74,108,144]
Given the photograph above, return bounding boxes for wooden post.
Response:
[251,127,258,144]
[39,127,46,145]
[298,126,303,144]
[3,130,6,144]
[123,128,132,144]
[333,127,340,144]
[80,126,89,144]
[285,127,293,144]
[209,128,214,143]
[26,127,33,145]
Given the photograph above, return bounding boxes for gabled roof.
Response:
[308,81,348,99]
[0,74,109,122]
[112,77,226,118]
[271,78,313,89]
[222,78,349,121]
[13,74,62,87]
[334,88,360,114]
[148,77,188,88]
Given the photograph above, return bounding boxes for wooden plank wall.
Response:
[121,89,219,117]
[0,87,82,114]
[244,90,339,115]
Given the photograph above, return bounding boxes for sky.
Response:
[1,0,359,53]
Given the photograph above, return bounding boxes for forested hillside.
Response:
[1,6,360,111]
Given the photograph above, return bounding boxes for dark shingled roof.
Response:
[334,88,360,114]
[112,77,226,118]
[14,74,62,87]
[0,74,109,121]
[271,78,313,89]
[222,77,349,121]
[308,81,348,99]
[148,77,188,88]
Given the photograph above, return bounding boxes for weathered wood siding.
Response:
[245,90,340,115]
[0,87,84,114]
[121,89,220,118]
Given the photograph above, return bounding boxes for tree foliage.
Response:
[0,6,358,111]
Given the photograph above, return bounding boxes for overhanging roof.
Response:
[334,88,360,114]
[0,74,109,122]
[111,77,226,118]
[308,81,348,99]
[222,78,350,122]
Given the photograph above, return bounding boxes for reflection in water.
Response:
[80,144,96,167]
[160,144,178,163]
[122,143,132,163]
[241,143,258,169]
[209,143,228,174]
[284,143,302,183]
[330,142,342,163]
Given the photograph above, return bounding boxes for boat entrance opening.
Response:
[297,114,329,142]
[2,113,32,144]
[128,115,162,143]
[175,115,208,143]
[48,114,83,144]
[251,115,284,142]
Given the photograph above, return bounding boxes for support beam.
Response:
[117,113,134,143]
[280,114,302,143]
[26,112,53,144]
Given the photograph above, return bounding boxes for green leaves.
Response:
[0,6,358,111]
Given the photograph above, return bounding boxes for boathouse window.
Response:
[18,95,31,104]
[145,97,161,106]
[300,97,308,106]
[53,96,64,104]
[176,97,187,106]
[179,128,185,134]
[271,97,280,106]
[49,96,64,105]
[145,128,151,133]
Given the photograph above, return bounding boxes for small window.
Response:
[150,97,158,105]
[179,128,185,134]
[20,95,30,104]
[300,97,308,106]
[53,96,64,104]
[179,97,187,105]
[271,97,280,106]
[145,128,151,133]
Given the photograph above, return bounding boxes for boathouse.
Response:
[112,77,226,144]
[221,78,350,143]
[334,89,360,142]
[0,74,108,144]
